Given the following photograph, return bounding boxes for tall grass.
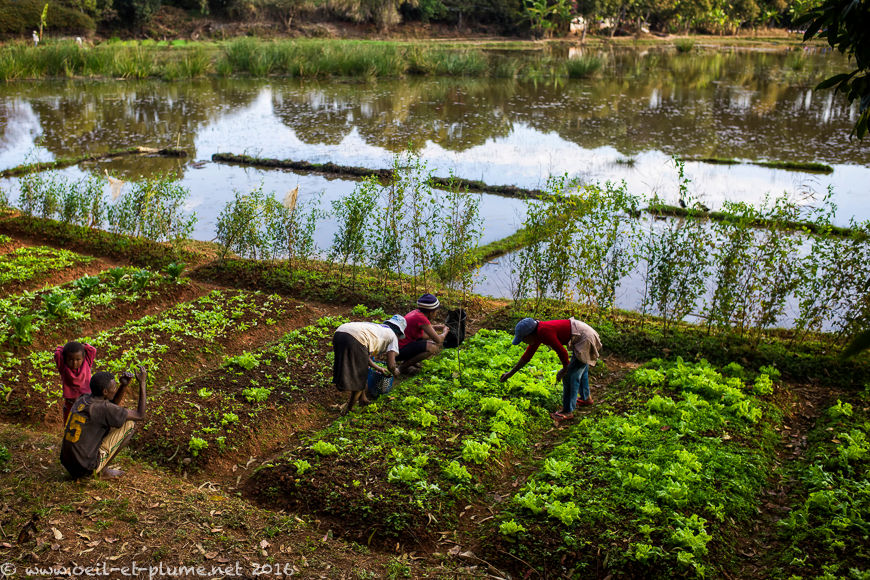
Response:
[564,55,603,78]
[111,46,154,79]
[675,38,696,53]
[0,38,608,81]
[162,48,212,80]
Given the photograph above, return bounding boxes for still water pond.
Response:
[1,46,868,265]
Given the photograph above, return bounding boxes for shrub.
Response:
[565,55,602,78]
[164,261,186,281]
[0,0,95,36]
[675,38,695,53]
[107,173,196,243]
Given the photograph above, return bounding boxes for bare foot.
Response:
[101,468,124,479]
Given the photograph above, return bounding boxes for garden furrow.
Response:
[731,383,855,579]
[1,265,201,352]
[134,314,350,473]
[0,289,308,424]
[0,245,110,297]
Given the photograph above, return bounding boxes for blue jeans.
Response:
[562,359,589,413]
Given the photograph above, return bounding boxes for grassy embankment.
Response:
[0,148,187,179]
[0,36,604,81]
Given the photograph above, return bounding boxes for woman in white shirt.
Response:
[332,315,406,415]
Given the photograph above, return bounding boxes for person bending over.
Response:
[397,293,448,375]
[500,317,602,422]
[333,315,405,416]
[60,367,147,479]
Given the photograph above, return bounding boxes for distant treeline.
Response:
[1,0,821,39]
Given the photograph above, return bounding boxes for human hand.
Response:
[134,365,147,384]
[391,368,400,379]
[119,371,134,386]
[556,368,566,382]
[499,372,510,383]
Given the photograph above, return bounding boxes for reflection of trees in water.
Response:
[5,49,865,182]
[269,50,865,163]
[4,79,261,180]
[80,156,188,179]
[536,49,863,161]
[271,78,516,152]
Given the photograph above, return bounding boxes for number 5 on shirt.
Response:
[65,414,86,443]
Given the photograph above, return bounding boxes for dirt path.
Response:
[731,381,843,577]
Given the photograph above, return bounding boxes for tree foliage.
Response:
[799,0,870,139]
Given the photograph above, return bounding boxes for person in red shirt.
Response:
[500,318,602,422]
[397,293,448,375]
[54,341,97,422]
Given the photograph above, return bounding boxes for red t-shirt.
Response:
[399,309,431,348]
[519,319,571,367]
[54,343,96,400]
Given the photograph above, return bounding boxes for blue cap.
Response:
[512,318,538,345]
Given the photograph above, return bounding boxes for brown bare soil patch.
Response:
[0,424,470,578]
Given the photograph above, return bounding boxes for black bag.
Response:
[443,308,467,349]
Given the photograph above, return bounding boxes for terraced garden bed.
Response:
[485,358,782,578]
[0,245,95,296]
[0,289,302,421]
[1,265,195,349]
[137,315,348,472]
[245,330,575,544]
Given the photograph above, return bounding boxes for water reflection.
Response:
[1,79,263,178]
[0,48,867,226]
[272,78,516,152]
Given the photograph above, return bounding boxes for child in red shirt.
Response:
[55,341,97,422]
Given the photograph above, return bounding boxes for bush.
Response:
[107,173,196,243]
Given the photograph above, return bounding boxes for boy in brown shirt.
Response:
[60,367,147,479]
